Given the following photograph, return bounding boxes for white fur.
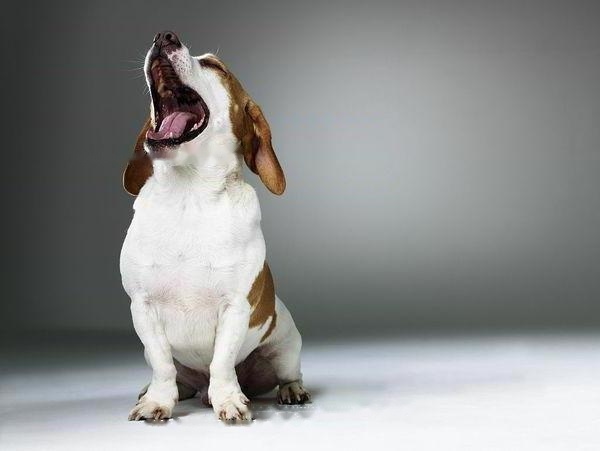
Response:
[121,42,307,422]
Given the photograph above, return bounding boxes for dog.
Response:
[120,31,310,422]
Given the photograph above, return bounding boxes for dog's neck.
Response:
[149,150,245,198]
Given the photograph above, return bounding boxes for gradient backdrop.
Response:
[3,0,599,339]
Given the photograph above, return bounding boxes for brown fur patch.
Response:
[260,310,277,342]
[199,55,286,195]
[123,118,153,195]
[247,262,277,337]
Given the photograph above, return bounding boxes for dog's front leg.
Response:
[128,296,178,421]
[208,298,252,421]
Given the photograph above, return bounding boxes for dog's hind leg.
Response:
[176,381,198,400]
[236,349,278,398]
[138,380,197,401]
[261,297,311,405]
[138,359,205,401]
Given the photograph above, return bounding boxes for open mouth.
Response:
[146,56,209,146]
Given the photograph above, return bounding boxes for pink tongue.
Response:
[147,112,197,140]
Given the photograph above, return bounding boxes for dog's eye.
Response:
[199,58,228,75]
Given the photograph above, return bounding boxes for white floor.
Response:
[1,334,600,450]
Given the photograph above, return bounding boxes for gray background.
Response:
[3,0,599,339]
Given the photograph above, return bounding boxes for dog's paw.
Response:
[277,381,311,405]
[215,396,252,422]
[129,382,177,421]
[209,380,252,422]
[128,398,174,421]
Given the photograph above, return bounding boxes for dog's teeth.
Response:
[191,123,198,131]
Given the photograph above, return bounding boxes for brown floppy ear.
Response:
[243,100,286,195]
[123,118,153,196]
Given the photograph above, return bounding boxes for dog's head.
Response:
[123,31,285,195]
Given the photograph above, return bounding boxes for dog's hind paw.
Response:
[277,381,311,405]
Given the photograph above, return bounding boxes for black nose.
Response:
[153,30,182,49]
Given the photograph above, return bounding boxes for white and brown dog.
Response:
[120,31,310,422]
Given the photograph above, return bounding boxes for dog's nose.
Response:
[153,31,182,50]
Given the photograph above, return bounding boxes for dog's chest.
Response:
[120,184,264,307]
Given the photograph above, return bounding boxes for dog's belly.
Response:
[158,295,220,371]
[160,297,270,373]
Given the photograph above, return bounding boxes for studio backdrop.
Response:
[3,0,599,339]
